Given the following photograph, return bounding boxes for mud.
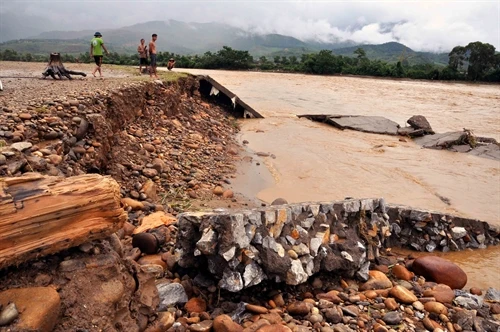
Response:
[172,67,500,292]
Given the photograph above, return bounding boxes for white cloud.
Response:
[1,0,499,51]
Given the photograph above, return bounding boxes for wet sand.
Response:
[171,68,500,289]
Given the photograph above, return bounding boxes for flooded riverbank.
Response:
[171,67,500,288]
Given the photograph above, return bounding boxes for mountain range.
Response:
[0,19,449,65]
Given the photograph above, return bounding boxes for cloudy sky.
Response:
[2,0,499,52]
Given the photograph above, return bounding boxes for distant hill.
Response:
[0,20,449,65]
[330,42,449,66]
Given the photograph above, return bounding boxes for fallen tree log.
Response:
[0,173,127,270]
[42,53,87,80]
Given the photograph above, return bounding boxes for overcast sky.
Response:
[2,0,499,52]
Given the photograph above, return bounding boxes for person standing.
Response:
[149,33,158,79]
[90,32,109,77]
[137,38,148,74]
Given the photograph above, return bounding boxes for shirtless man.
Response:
[137,38,148,74]
[149,34,158,79]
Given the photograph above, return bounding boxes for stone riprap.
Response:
[176,198,499,292]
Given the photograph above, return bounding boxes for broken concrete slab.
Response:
[468,144,500,161]
[197,76,263,119]
[413,132,467,149]
[298,114,400,135]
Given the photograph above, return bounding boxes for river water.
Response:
[173,68,500,289]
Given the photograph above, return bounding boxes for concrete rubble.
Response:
[176,198,500,292]
[299,114,500,161]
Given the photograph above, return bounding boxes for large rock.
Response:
[0,287,60,332]
[412,256,467,289]
[407,115,434,134]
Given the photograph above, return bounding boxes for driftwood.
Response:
[42,53,87,80]
[0,173,127,270]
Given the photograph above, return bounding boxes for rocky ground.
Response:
[0,62,499,332]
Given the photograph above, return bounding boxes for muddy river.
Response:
[174,68,500,289]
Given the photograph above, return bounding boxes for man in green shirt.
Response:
[90,32,109,77]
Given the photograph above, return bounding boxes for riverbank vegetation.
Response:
[1,41,498,82]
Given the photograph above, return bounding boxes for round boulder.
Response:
[271,198,288,206]
[412,256,467,289]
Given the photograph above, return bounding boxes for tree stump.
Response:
[42,53,87,80]
[0,173,127,270]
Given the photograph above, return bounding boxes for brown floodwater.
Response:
[172,68,500,288]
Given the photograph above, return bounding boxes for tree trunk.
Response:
[0,173,127,270]
[42,53,87,80]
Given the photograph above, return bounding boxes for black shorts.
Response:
[140,57,148,65]
[150,54,157,67]
[94,56,103,66]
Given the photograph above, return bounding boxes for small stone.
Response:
[0,155,6,166]
[451,227,467,239]
[288,250,298,259]
[390,285,418,304]
[190,320,213,332]
[157,283,188,310]
[121,197,145,210]
[132,233,158,254]
[142,168,158,178]
[0,303,18,326]
[18,113,32,120]
[287,301,310,316]
[384,298,398,310]
[213,314,243,332]
[47,154,62,165]
[490,303,500,314]
[392,265,413,281]
[246,304,268,314]
[309,314,323,324]
[360,270,393,290]
[222,189,234,199]
[324,307,343,324]
[213,186,224,196]
[185,298,207,313]
[424,301,448,315]
[10,141,32,152]
[470,287,482,296]
[373,323,389,332]
[156,312,175,330]
[424,284,455,304]
[413,301,425,311]
[256,325,292,332]
[273,294,285,307]
[341,305,359,317]
[382,311,402,325]
[138,254,165,268]
[143,143,156,153]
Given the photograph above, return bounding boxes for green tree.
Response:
[448,41,497,80]
[354,47,366,59]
